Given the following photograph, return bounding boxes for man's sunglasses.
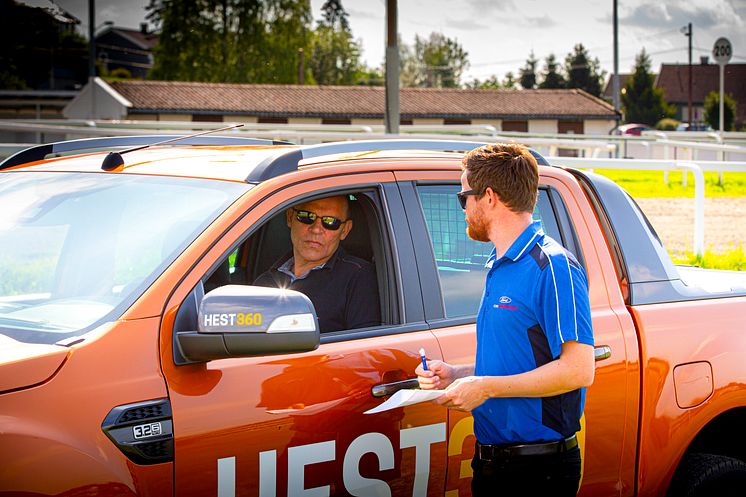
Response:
[293,209,348,231]
[456,189,479,210]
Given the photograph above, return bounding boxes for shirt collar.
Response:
[485,220,544,268]
[276,245,345,282]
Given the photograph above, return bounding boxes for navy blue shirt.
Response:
[474,221,594,445]
[253,246,380,333]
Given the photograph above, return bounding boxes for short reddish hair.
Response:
[461,143,538,213]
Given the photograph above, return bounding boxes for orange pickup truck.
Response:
[0,137,744,497]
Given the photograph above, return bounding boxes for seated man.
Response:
[253,195,380,333]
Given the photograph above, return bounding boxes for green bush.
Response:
[672,246,746,271]
[704,91,736,131]
[656,117,679,131]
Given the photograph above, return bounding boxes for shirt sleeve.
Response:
[345,262,381,330]
[535,248,594,359]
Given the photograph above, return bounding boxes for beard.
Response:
[466,208,490,242]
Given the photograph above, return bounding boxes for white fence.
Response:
[2,119,746,256]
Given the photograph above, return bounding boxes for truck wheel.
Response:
[668,453,746,497]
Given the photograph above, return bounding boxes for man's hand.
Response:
[415,360,458,390]
[435,376,489,411]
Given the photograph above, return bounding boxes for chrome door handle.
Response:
[594,345,612,361]
[371,378,420,398]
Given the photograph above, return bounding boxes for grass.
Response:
[671,246,746,271]
[589,170,746,198]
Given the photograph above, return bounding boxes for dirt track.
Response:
[635,197,746,257]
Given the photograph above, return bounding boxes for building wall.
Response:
[411,118,444,125]
[158,114,190,121]
[585,119,617,135]
[350,118,382,125]
[528,119,557,134]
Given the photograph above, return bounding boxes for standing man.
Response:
[416,143,595,496]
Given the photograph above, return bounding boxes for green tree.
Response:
[622,49,674,126]
[564,43,605,96]
[538,54,565,89]
[519,51,538,89]
[465,75,501,89]
[704,91,737,131]
[502,71,518,90]
[400,32,469,88]
[147,0,313,83]
[309,0,362,85]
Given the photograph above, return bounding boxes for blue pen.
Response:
[419,348,428,371]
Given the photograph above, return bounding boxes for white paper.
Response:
[364,389,445,414]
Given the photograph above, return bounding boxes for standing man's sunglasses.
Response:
[456,189,479,210]
[293,209,349,231]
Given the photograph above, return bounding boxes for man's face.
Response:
[287,196,352,269]
[460,171,490,242]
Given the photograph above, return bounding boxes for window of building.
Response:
[443,118,471,125]
[558,120,584,134]
[192,114,223,122]
[257,116,289,124]
[501,120,528,132]
[321,118,352,125]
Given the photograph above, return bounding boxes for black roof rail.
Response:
[247,138,549,181]
[0,135,293,170]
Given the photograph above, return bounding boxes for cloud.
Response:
[467,0,516,15]
[347,7,383,19]
[447,18,490,31]
[522,15,558,28]
[621,1,743,30]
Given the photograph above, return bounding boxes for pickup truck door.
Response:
[395,169,640,497]
[160,173,448,497]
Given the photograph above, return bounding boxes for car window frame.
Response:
[171,176,431,360]
[400,179,586,327]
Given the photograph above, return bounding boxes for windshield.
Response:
[0,172,250,344]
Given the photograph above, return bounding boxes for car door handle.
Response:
[371,378,420,398]
[594,345,612,361]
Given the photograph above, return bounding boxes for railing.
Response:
[3,121,746,256]
[547,156,746,257]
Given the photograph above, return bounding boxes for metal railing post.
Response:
[677,161,704,257]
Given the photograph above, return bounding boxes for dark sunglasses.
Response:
[293,209,348,231]
[456,189,479,210]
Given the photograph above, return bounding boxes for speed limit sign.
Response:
[712,38,732,65]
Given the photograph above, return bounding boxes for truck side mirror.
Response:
[174,285,320,364]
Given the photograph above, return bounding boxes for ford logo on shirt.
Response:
[499,296,512,304]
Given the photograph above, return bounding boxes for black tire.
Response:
[667,453,746,497]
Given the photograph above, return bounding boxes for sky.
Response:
[36,0,746,83]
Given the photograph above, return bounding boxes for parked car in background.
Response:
[614,123,652,136]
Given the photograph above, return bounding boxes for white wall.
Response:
[584,119,617,135]
[528,120,556,134]
[63,78,129,120]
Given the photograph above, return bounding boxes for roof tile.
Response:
[109,81,618,119]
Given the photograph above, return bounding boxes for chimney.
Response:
[700,56,709,65]
[140,22,149,34]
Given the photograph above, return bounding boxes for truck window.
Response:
[202,191,393,334]
[416,185,571,318]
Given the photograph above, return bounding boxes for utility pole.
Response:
[612,0,620,117]
[683,22,693,126]
[88,0,96,119]
[298,48,305,85]
[384,0,400,134]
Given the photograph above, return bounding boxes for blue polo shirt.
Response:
[474,221,594,445]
